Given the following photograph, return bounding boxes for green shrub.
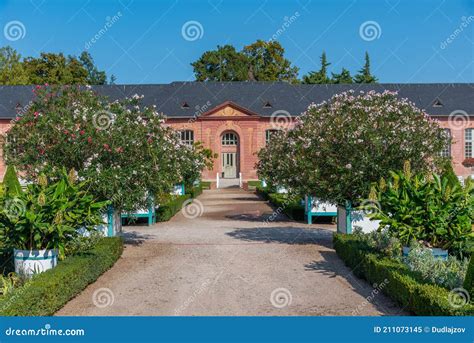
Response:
[247,180,261,190]
[368,161,474,256]
[3,165,22,196]
[333,234,474,316]
[156,194,191,222]
[200,181,211,190]
[353,228,402,258]
[405,242,468,289]
[187,184,202,198]
[0,169,108,258]
[267,193,305,221]
[0,237,123,316]
[464,255,474,298]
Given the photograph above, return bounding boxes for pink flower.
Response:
[79,130,85,135]
[64,130,69,134]
[87,137,92,144]
[115,147,124,153]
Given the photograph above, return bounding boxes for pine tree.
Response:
[354,52,378,83]
[331,68,353,84]
[302,52,331,84]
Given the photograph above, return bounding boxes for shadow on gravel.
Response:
[227,227,333,247]
[305,250,406,316]
[225,212,290,223]
[120,231,154,246]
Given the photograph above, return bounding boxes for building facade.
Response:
[0,82,473,187]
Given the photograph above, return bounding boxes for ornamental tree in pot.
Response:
[3,85,213,234]
[257,90,447,232]
[0,169,107,276]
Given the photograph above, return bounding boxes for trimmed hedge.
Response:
[333,234,474,316]
[0,237,123,316]
[187,184,203,198]
[156,194,191,222]
[201,181,211,190]
[256,186,305,221]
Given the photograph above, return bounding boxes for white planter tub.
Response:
[305,196,337,224]
[14,249,58,277]
[402,246,448,260]
[337,202,381,234]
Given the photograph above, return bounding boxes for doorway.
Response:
[222,152,237,178]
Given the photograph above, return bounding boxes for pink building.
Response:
[0,82,473,186]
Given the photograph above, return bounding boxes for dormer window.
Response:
[432,98,444,107]
[263,101,272,108]
[181,102,190,109]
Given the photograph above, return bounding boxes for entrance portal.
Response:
[222,152,237,178]
[220,131,239,179]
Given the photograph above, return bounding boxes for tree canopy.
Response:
[191,40,299,82]
[0,46,111,85]
[302,51,377,84]
[3,85,214,211]
[257,90,446,205]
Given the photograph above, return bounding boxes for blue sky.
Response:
[1,0,473,84]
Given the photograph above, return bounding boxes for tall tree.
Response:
[23,52,88,85]
[302,52,331,84]
[0,46,29,85]
[0,46,110,85]
[331,68,353,84]
[191,40,299,82]
[242,40,299,82]
[353,52,378,83]
[79,51,107,85]
[191,45,247,81]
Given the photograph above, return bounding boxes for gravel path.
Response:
[57,188,405,316]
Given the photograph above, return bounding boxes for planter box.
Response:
[402,246,448,260]
[305,196,337,224]
[337,202,380,234]
[96,205,122,237]
[121,196,156,226]
[14,249,58,277]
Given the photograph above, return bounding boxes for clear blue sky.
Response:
[1,0,473,84]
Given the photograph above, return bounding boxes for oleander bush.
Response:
[0,237,123,316]
[257,90,447,207]
[333,234,474,316]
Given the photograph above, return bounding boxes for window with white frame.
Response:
[179,130,194,145]
[221,132,238,145]
[441,128,451,157]
[465,128,473,158]
[265,129,279,145]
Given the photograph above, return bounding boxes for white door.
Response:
[222,153,237,178]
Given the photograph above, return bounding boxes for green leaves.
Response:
[369,164,474,257]
[0,169,107,252]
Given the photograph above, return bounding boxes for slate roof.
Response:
[0,82,473,119]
